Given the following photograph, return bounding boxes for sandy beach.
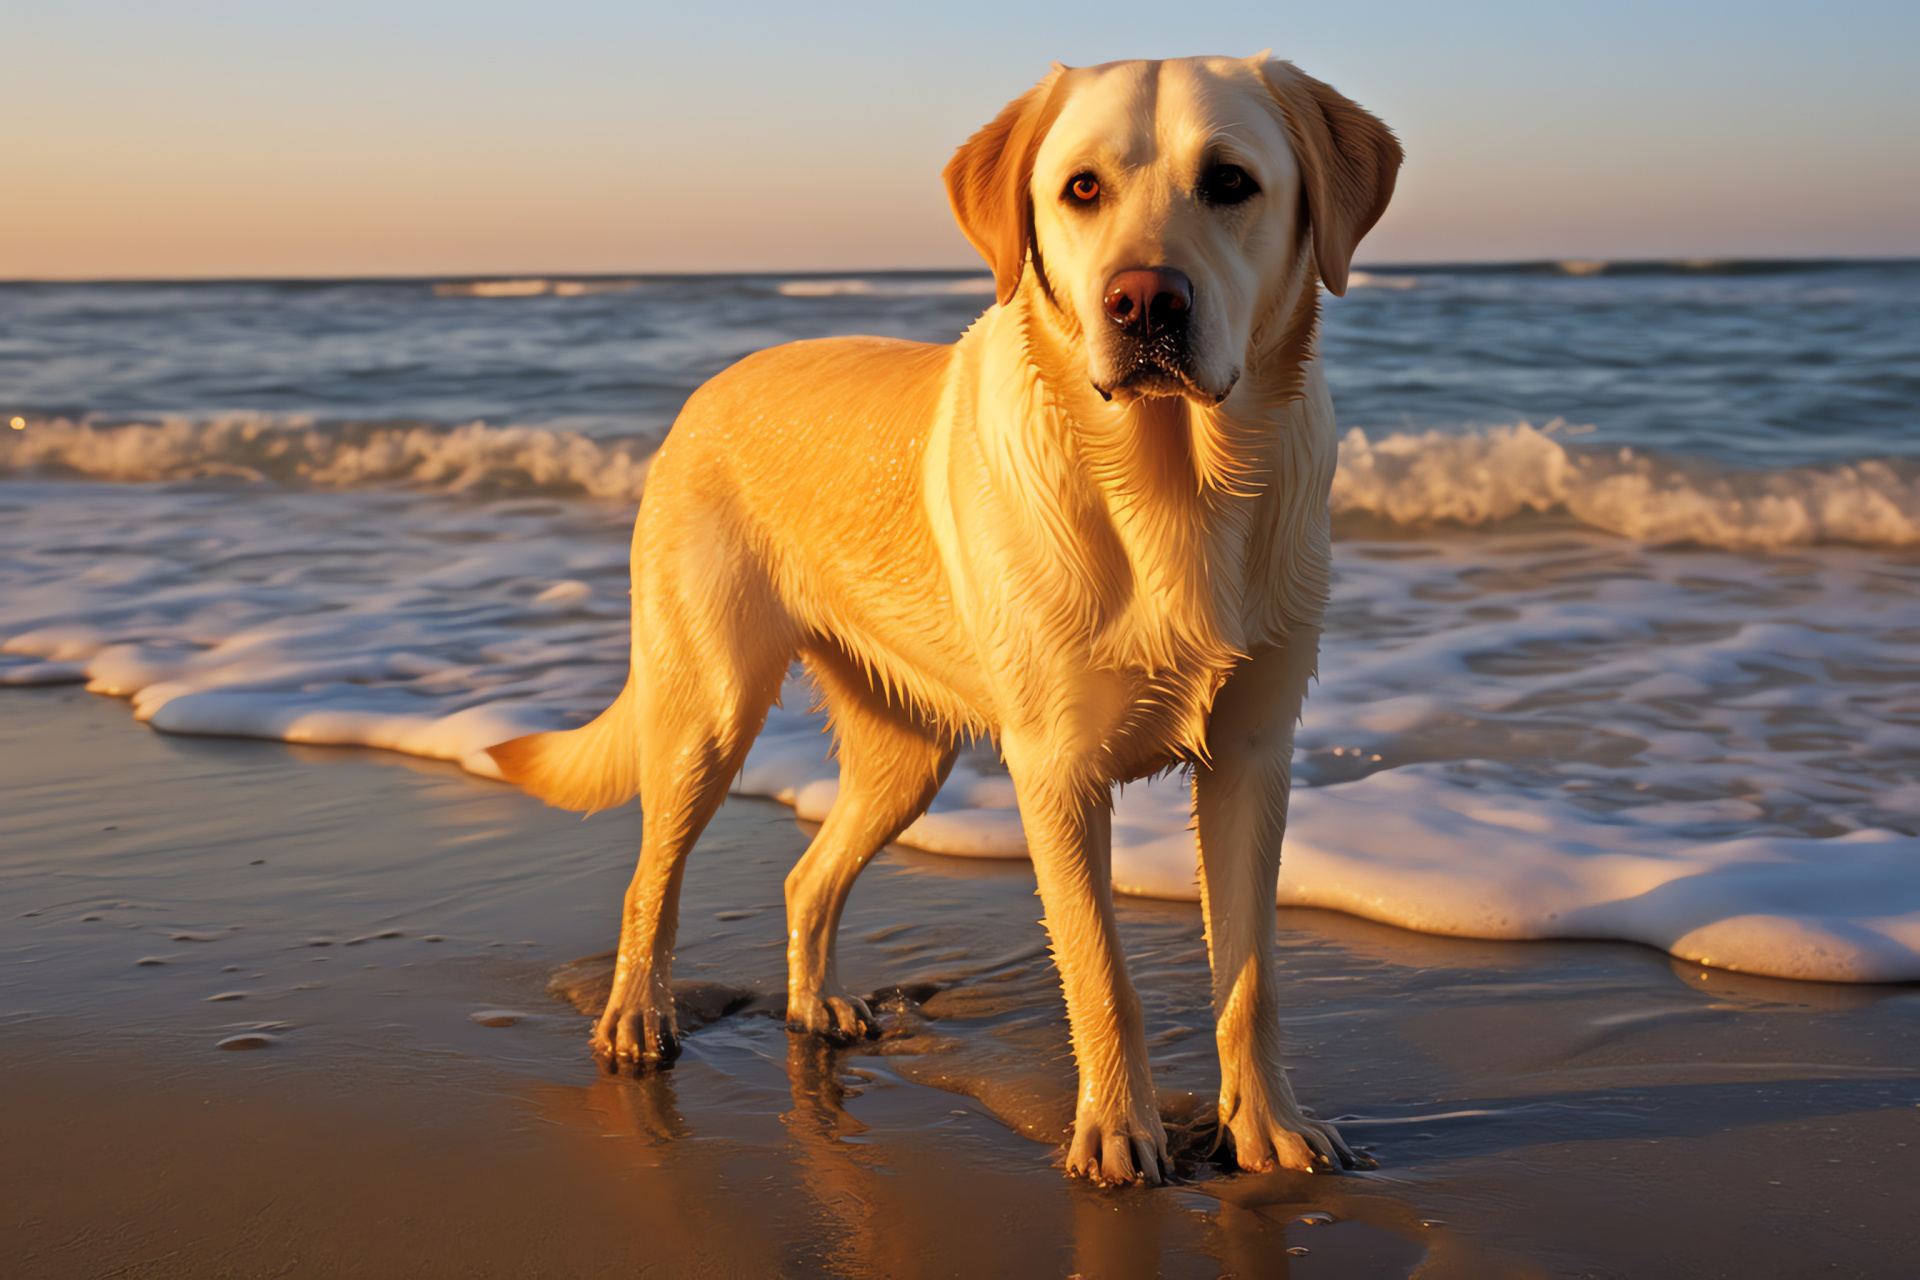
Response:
[5,683,1916,1277]
[8,0,1919,1268]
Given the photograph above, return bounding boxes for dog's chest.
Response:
[1092,546,1256,776]
[928,305,1331,758]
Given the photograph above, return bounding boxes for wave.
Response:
[1342,270,1421,290]
[777,277,995,297]
[1332,422,1920,549]
[6,415,1917,549]
[1355,256,1920,279]
[430,279,645,297]
[0,416,654,500]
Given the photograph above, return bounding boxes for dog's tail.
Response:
[486,677,642,815]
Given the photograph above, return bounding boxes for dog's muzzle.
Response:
[1096,268,1200,400]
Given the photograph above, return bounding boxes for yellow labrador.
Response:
[490,54,1399,1185]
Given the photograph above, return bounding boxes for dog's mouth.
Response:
[1093,349,1233,406]
[1094,326,1183,396]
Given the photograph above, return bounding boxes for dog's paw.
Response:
[1230,1111,1372,1173]
[590,996,680,1073]
[786,988,875,1045]
[1066,1115,1170,1187]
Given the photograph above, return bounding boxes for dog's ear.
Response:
[1252,57,1402,297]
[944,66,1073,306]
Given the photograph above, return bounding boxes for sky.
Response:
[4,1,1917,279]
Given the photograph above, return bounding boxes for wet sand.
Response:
[4,685,1918,1278]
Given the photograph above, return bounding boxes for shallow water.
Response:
[4,479,1915,981]
[2,262,1918,984]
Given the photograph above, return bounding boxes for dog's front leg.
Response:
[593,845,690,1071]
[1003,736,1167,1185]
[1194,632,1369,1172]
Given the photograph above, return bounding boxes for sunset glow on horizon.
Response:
[6,0,1917,280]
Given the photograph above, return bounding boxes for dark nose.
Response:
[1102,268,1192,335]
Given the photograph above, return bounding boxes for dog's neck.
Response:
[976,260,1330,633]
[929,260,1336,767]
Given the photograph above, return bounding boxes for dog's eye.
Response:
[1065,173,1101,206]
[1197,164,1258,207]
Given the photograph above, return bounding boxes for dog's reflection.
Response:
[535,1028,1418,1278]
[780,1034,919,1278]
[569,1066,689,1147]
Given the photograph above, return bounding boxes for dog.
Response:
[489,53,1399,1186]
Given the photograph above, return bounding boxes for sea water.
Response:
[3,261,1917,982]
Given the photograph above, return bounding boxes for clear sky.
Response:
[5,1,1916,278]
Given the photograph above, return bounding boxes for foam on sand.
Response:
[5,475,1916,984]
[732,718,1920,984]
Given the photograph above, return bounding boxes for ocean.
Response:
[4,260,1917,983]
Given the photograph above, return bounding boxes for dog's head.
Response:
[945,55,1400,406]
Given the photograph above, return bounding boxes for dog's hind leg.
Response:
[591,552,795,1073]
[784,644,956,1042]
[1194,630,1367,1172]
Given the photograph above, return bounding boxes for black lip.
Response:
[1095,357,1236,404]
[1116,360,1185,387]
[1109,332,1193,382]
[1096,321,1213,401]
[1103,364,1197,401]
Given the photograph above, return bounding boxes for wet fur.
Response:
[490,54,1399,1185]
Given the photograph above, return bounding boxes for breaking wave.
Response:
[430,278,645,298]
[777,276,997,297]
[1331,422,1920,549]
[0,415,654,500]
[5,415,1917,549]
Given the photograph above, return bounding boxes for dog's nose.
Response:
[1102,268,1192,335]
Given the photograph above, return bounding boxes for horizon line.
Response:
[3,255,1917,288]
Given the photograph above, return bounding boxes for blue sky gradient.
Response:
[5,1,1916,276]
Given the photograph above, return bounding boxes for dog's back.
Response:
[645,336,965,680]
[493,334,965,813]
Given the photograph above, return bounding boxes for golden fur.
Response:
[490,53,1400,1185]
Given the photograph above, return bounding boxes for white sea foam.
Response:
[777,277,997,298]
[1342,270,1421,290]
[431,279,645,298]
[1,416,654,499]
[1331,422,1920,549]
[5,476,1916,983]
[9,416,1916,552]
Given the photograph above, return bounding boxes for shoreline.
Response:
[6,684,1920,1277]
